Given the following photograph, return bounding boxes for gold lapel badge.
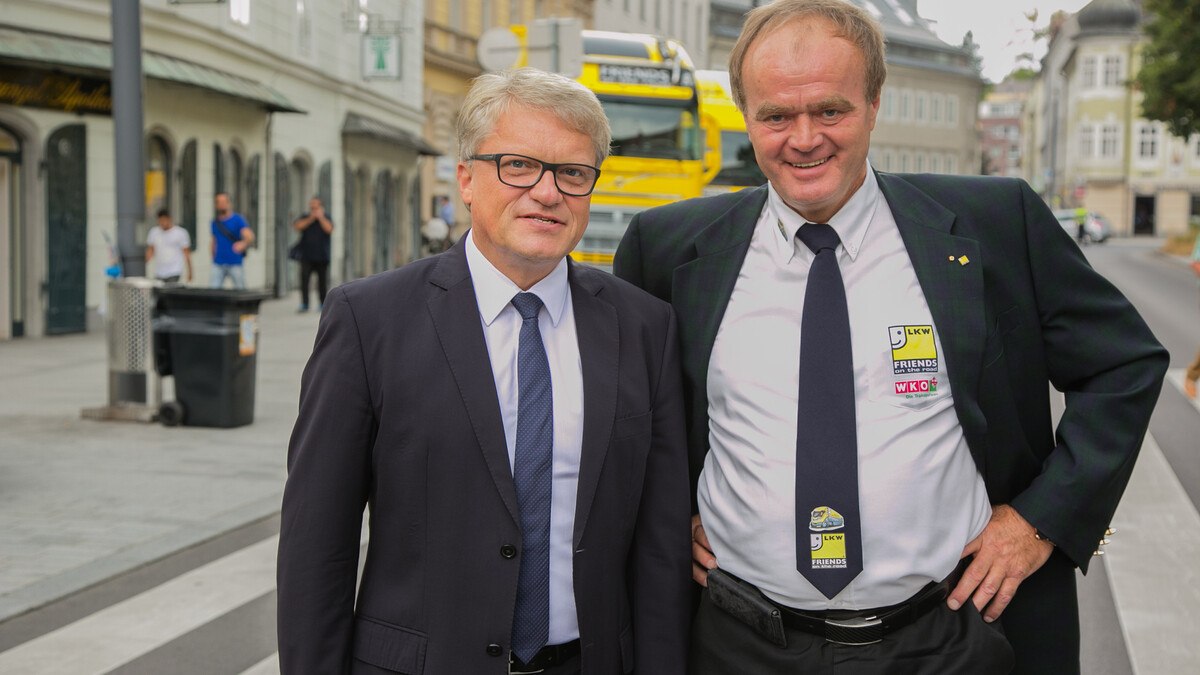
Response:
[957,255,970,266]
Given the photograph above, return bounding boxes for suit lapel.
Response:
[877,173,988,456]
[427,240,521,526]
[568,264,618,546]
[672,187,765,416]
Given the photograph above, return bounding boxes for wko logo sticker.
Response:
[889,325,939,374]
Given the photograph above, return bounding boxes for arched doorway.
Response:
[45,124,87,334]
[0,124,24,338]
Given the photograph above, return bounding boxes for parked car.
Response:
[1053,209,1113,243]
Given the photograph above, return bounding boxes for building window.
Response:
[639,0,646,21]
[930,154,940,173]
[915,92,927,122]
[229,148,244,213]
[145,135,172,238]
[230,0,250,25]
[915,152,925,172]
[931,94,942,123]
[882,88,895,120]
[297,0,312,56]
[1103,55,1122,87]
[1138,124,1160,159]
[946,154,957,174]
[1078,124,1095,158]
[947,95,958,126]
[881,149,893,171]
[1101,124,1120,158]
[899,90,911,122]
[1081,56,1097,88]
[899,152,910,172]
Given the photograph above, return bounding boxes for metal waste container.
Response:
[82,278,163,422]
[154,288,271,428]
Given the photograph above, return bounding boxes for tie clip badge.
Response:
[809,506,848,570]
[947,255,970,266]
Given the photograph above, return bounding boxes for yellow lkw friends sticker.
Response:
[809,506,847,569]
[889,325,938,374]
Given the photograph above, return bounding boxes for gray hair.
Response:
[729,0,887,112]
[456,68,611,166]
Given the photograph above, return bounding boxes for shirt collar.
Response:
[465,230,570,327]
[765,161,881,264]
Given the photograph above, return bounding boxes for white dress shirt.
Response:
[466,232,583,643]
[699,165,992,610]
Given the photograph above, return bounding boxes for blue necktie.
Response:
[795,223,863,599]
[510,292,553,663]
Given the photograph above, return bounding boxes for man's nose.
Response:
[528,168,563,204]
[787,116,821,153]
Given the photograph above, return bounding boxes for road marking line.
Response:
[1106,432,1200,675]
[0,536,279,673]
[239,652,279,675]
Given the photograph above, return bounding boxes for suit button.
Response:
[500,544,517,559]
[486,643,504,657]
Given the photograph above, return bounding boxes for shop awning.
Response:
[0,26,304,113]
[343,112,441,156]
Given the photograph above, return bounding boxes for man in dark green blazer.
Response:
[613,1,1168,673]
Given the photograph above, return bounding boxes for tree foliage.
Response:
[1136,0,1200,138]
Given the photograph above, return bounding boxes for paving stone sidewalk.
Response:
[0,293,319,622]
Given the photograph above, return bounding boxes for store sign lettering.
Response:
[0,68,112,115]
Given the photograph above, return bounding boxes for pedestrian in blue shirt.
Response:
[210,192,255,289]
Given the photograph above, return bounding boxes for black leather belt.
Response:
[771,559,967,646]
[509,639,581,674]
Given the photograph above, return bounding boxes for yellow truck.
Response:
[696,69,766,195]
[511,27,721,268]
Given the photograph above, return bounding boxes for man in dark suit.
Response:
[613,1,1167,673]
[278,68,691,674]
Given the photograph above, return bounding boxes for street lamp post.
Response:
[111,0,146,277]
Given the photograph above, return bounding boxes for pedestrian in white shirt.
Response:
[145,209,192,283]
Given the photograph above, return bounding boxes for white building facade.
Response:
[0,0,428,339]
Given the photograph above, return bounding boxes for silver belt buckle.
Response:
[824,615,883,646]
[509,656,545,675]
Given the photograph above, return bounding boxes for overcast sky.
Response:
[918,0,1091,82]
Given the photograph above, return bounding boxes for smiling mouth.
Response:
[525,215,562,225]
[788,157,829,169]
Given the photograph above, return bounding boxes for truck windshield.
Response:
[712,130,766,186]
[601,98,704,161]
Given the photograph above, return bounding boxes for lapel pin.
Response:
[948,256,955,261]
[957,255,970,266]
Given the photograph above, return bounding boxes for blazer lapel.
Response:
[427,240,521,526]
[672,187,765,418]
[877,173,989,456]
[568,264,619,546]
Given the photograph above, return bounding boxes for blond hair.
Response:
[456,68,611,166]
[728,0,887,112]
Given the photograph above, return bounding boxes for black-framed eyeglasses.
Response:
[470,153,601,197]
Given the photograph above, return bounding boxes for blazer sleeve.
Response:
[629,305,692,675]
[277,287,376,673]
[1008,181,1168,569]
